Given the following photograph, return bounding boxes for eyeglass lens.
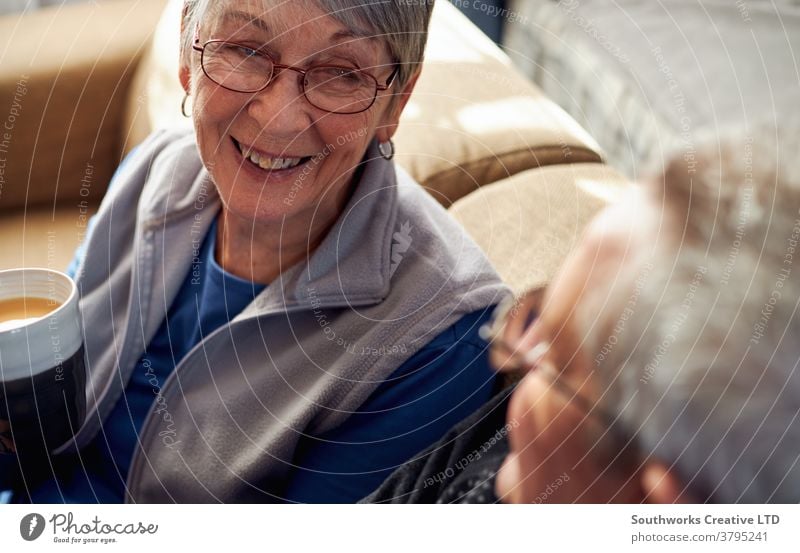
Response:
[201,41,380,114]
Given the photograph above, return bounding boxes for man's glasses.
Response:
[480,286,610,416]
[479,286,548,374]
[192,34,399,115]
[480,287,642,475]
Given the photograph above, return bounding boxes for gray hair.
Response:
[585,120,800,502]
[180,0,433,88]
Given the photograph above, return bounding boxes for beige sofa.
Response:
[0,0,630,295]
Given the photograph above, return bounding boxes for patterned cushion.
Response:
[449,163,631,294]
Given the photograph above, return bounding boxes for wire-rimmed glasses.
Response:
[192,34,399,115]
[480,287,642,475]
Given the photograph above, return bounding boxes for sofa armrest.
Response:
[0,0,166,212]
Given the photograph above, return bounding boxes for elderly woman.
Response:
[366,121,800,503]
[0,0,508,503]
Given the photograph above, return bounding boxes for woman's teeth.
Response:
[248,151,304,170]
[237,141,305,171]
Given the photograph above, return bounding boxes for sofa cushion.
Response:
[449,163,631,295]
[0,204,97,270]
[124,0,602,205]
[0,0,166,212]
[122,0,190,155]
[395,1,602,205]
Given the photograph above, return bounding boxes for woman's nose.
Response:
[245,69,311,130]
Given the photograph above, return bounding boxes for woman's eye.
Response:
[331,68,362,83]
[218,43,260,59]
[236,46,259,58]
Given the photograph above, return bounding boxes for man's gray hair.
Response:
[180,0,433,88]
[587,120,800,502]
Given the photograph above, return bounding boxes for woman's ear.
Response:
[375,70,421,144]
[179,65,191,95]
[179,1,191,95]
[641,461,696,503]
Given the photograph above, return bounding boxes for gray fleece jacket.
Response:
[57,129,509,502]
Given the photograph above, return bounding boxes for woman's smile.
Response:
[230,135,319,182]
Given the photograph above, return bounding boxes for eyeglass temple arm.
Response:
[192,27,203,52]
[377,65,400,91]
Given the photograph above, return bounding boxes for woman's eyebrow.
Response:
[220,11,372,42]
[327,30,384,61]
[330,28,367,42]
[217,10,380,62]
[330,23,385,48]
[221,10,270,34]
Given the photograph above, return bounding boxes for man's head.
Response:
[495,121,800,503]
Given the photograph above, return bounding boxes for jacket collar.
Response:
[139,135,398,317]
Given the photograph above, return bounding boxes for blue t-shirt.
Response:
[1,159,497,503]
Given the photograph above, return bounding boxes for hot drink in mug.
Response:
[0,268,86,460]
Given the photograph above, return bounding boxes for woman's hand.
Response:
[0,420,15,454]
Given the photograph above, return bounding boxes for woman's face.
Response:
[184,1,411,226]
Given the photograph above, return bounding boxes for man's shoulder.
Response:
[361,384,515,504]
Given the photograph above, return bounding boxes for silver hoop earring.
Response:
[378,139,395,161]
[181,93,191,118]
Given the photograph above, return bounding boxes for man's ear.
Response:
[375,69,421,144]
[641,461,696,503]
